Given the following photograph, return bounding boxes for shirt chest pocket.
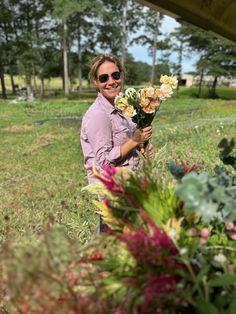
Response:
[112,119,132,143]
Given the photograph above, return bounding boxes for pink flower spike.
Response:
[102,165,117,177]
[187,228,197,237]
[226,222,234,230]
[230,233,236,240]
[200,237,207,245]
[200,228,210,238]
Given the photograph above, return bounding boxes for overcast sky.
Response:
[128,15,198,73]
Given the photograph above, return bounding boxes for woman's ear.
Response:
[93,79,100,92]
[93,79,98,88]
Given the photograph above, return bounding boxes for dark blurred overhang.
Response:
[138,0,236,43]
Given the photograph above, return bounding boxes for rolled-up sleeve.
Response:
[85,110,121,166]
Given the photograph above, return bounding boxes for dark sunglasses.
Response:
[97,71,121,83]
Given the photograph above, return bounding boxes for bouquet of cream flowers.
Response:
[114,75,178,129]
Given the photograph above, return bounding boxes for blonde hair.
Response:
[89,54,124,83]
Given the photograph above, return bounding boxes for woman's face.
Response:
[94,61,122,104]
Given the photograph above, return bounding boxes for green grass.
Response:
[178,86,236,99]
[0,97,235,246]
[4,74,90,91]
[0,99,97,244]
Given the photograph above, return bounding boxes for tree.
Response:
[131,7,169,85]
[52,0,94,95]
[97,0,143,59]
[69,6,99,92]
[169,24,191,95]
[0,0,17,98]
[182,24,236,97]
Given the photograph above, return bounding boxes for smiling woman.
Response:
[80,54,153,187]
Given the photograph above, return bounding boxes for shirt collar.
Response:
[97,93,117,115]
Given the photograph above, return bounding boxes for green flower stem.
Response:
[202,274,209,303]
[206,245,236,252]
[182,257,205,301]
[175,243,206,303]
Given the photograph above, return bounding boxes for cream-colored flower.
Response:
[140,88,146,99]
[214,253,227,264]
[125,88,137,99]
[144,86,156,98]
[157,83,173,100]
[114,93,129,111]
[163,217,184,241]
[142,99,159,113]
[140,97,150,109]
[123,105,136,117]
[160,75,178,89]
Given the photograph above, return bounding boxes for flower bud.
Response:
[200,228,210,238]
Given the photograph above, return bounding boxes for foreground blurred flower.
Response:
[139,274,179,313]
[187,228,197,237]
[213,253,227,264]
[200,227,210,238]
[119,211,179,268]
[163,217,184,241]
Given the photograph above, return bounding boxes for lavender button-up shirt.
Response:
[80,93,139,182]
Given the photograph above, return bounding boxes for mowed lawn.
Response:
[0,97,236,245]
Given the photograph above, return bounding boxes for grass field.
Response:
[0,97,236,247]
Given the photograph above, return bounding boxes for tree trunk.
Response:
[63,21,69,95]
[77,33,82,93]
[121,0,128,82]
[32,64,37,96]
[176,39,183,96]
[40,77,44,97]
[0,67,7,99]
[150,12,160,86]
[39,68,45,97]
[209,76,218,98]
[197,69,204,98]
[9,66,16,94]
[25,74,34,101]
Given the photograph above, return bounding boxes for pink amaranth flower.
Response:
[93,165,124,194]
[139,274,179,313]
[102,165,117,177]
[119,210,179,268]
[88,252,103,262]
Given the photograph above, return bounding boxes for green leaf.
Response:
[196,300,219,314]
[225,299,236,314]
[195,265,210,284]
[208,273,236,287]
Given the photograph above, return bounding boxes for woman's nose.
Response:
[107,76,116,84]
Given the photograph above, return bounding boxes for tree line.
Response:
[0,0,235,99]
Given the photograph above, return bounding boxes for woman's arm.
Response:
[118,126,152,162]
[85,110,120,166]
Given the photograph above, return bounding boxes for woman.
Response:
[80,54,152,184]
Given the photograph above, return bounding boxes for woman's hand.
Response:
[118,126,152,162]
[132,126,152,144]
[140,143,154,158]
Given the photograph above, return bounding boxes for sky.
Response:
[128,15,199,73]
